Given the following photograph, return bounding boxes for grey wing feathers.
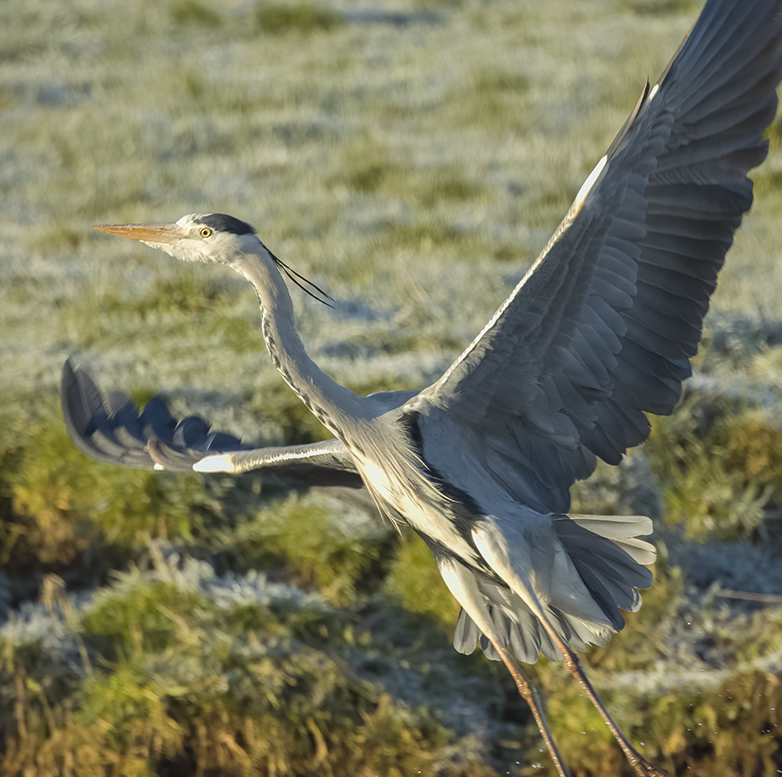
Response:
[577,0,781,462]
[417,0,782,513]
[60,357,219,471]
[61,359,362,488]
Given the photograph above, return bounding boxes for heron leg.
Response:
[492,641,571,777]
[553,644,665,777]
[471,526,664,777]
[437,559,572,777]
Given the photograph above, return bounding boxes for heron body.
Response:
[191,223,646,664]
[66,1,782,774]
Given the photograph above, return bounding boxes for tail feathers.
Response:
[553,514,655,631]
[453,577,607,664]
[453,607,480,654]
[483,583,562,662]
[452,513,656,663]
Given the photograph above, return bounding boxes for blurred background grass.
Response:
[3,0,782,774]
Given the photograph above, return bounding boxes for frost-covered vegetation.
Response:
[2,0,782,774]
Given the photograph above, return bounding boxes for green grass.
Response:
[256,3,343,35]
[170,0,221,27]
[384,531,461,627]
[2,563,497,777]
[646,396,782,541]
[1,407,232,567]
[234,492,395,605]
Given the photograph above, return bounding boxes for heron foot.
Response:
[627,753,666,777]
[559,648,664,777]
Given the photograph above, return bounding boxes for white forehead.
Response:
[176,213,207,229]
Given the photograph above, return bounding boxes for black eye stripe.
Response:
[198,214,256,235]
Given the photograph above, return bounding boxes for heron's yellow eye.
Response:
[199,227,212,238]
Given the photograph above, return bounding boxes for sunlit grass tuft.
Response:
[256,3,343,35]
[621,0,699,16]
[170,0,221,26]
[1,407,234,568]
[2,561,495,776]
[646,396,782,541]
[384,531,461,627]
[540,667,782,776]
[235,493,394,605]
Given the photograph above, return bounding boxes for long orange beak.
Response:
[93,223,182,244]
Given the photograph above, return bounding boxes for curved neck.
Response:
[230,250,369,437]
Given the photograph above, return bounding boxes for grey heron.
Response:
[64,0,782,774]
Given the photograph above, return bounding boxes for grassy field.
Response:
[3,0,782,774]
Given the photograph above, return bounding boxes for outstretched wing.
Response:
[61,359,363,488]
[413,0,782,514]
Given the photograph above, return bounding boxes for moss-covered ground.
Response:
[3,0,782,774]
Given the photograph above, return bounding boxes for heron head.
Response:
[94,212,333,306]
[93,213,258,264]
